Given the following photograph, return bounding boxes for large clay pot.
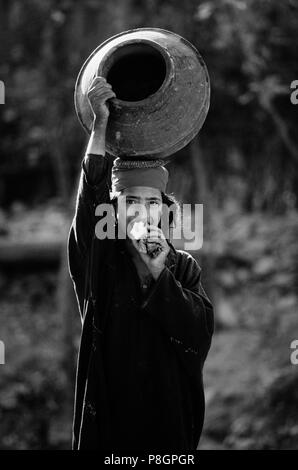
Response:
[75,28,210,160]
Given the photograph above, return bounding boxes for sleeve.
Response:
[141,252,214,377]
[67,154,111,320]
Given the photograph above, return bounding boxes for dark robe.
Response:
[67,154,214,450]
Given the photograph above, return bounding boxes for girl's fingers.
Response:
[137,240,148,254]
[89,84,113,93]
[88,82,114,96]
[131,237,147,254]
[146,241,162,247]
[147,224,164,233]
[146,238,167,248]
[90,76,108,86]
[147,228,165,239]
[88,90,116,102]
[88,87,115,97]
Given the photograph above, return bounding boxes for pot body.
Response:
[75,28,210,160]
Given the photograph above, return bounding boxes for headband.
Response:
[111,158,169,193]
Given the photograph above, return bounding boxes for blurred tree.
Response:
[1,0,298,210]
[1,0,298,450]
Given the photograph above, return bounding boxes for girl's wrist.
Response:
[93,114,108,131]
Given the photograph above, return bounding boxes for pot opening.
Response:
[106,43,167,102]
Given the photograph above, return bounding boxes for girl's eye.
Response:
[126,199,160,206]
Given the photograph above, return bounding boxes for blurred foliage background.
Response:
[0,0,298,450]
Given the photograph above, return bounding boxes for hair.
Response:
[109,189,181,230]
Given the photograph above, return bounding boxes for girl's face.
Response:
[116,186,162,239]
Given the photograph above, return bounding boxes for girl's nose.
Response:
[146,207,160,226]
[147,212,153,225]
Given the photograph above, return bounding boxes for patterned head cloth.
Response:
[111,158,169,193]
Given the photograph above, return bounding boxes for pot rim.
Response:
[99,38,174,108]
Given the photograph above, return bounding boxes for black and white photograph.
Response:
[0,0,297,455]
